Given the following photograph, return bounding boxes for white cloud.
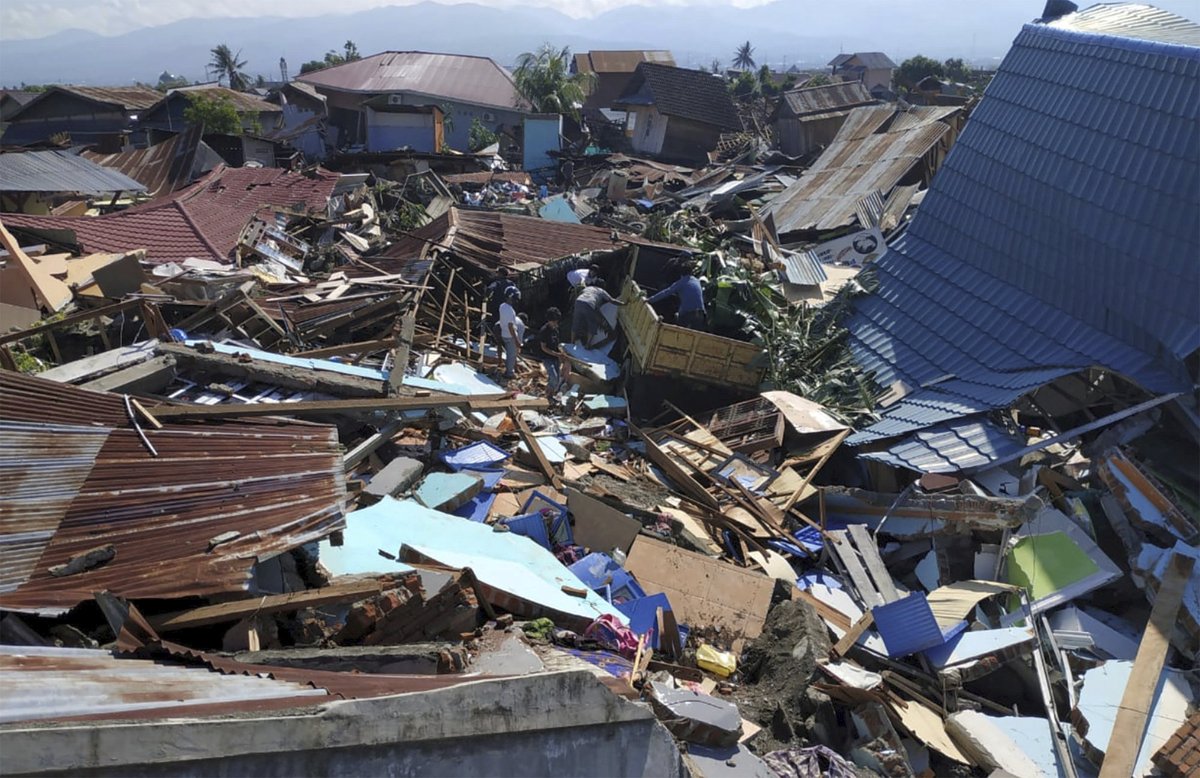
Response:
[1,0,775,39]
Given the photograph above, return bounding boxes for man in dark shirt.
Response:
[537,307,569,399]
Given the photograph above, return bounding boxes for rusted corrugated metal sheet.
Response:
[375,207,620,274]
[0,372,347,615]
[81,124,203,198]
[765,105,962,234]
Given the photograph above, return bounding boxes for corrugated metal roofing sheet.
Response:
[1049,3,1200,45]
[781,250,829,286]
[0,371,348,614]
[576,50,676,74]
[81,124,203,198]
[1,165,338,263]
[297,51,528,111]
[763,105,960,233]
[846,9,1200,470]
[780,81,876,118]
[163,85,280,114]
[375,206,620,273]
[0,150,148,194]
[53,85,162,111]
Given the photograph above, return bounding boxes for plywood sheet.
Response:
[566,487,642,556]
[624,535,772,649]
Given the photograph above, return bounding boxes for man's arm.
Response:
[646,277,682,304]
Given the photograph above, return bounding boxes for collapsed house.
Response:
[0,4,1197,778]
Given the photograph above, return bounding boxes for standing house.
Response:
[613,63,742,165]
[139,85,284,141]
[773,81,879,157]
[572,50,675,113]
[828,52,898,97]
[296,51,530,152]
[0,85,161,150]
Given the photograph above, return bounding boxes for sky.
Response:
[0,0,775,39]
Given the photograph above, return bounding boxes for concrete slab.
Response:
[365,457,425,498]
[469,634,544,676]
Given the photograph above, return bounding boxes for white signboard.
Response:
[810,227,887,266]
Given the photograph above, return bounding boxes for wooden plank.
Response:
[782,428,848,512]
[1097,553,1195,778]
[294,338,394,358]
[827,530,883,607]
[846,523,900,602]
[792,585,852,632]
[632,423,719,510]
[149,394,548,419]
[150,581,389,631]
[512,408,562,489]
[832,612,874,656]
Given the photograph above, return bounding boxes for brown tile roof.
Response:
[1154,710,1200,777]
[297,51,529,111]
[0,165,339,263]
[615,63,742,131]
[0,370,348,616]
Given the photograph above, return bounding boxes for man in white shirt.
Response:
[498,289,522,379]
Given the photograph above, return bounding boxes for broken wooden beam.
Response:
[147,394,548,420]
[149,580,394,632]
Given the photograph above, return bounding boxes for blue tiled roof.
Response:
[859,417,1027,474]
[847,6,1200,469]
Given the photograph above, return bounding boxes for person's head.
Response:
[589,264,602,276]
[545,306,562,324]
[505,288,520,304]
[496,266,510,279]
[517,312,529,324]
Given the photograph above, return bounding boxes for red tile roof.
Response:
[0,165,338,264]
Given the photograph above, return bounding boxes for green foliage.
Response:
[894,55,944,92]
[209,44,248,90]
[298,40,362,75]
[183,92,243,135]
[12,350,44,374]
[733,41,756,71]
[805,74,832,87]
[468,117,498,152]
[730,70,759,100]
[513,44,594,120]
[943,57,971,83]
[156,73,190,91]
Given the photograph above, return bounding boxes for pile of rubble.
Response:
[0,5,1197,778]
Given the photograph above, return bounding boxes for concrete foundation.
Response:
[0,670,686,778]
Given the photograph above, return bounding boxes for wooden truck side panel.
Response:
[619,279,766,389]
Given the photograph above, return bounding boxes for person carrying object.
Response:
[646,256,707,331]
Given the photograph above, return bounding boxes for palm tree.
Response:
[210,44,248,90]
[512,44,595,120]
[733,41,756,71]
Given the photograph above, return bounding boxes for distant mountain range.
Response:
[0,0,1186,87]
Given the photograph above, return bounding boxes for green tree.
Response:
[209,44,248,90]
[468,117,498,152]
[804,74,832,87]
[730,70,759,100]
[943,57,971,83]
[183,92,243,134]
[894,55,944,92]
[733,41,755,71]
[513,44,594,119]
[298,41,362,74]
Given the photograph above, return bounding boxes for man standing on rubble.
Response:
[647,255,707,331]
[484,266,519,347]
[498,288,523,380]
[535,307,570,399]
[572,274,626,348]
